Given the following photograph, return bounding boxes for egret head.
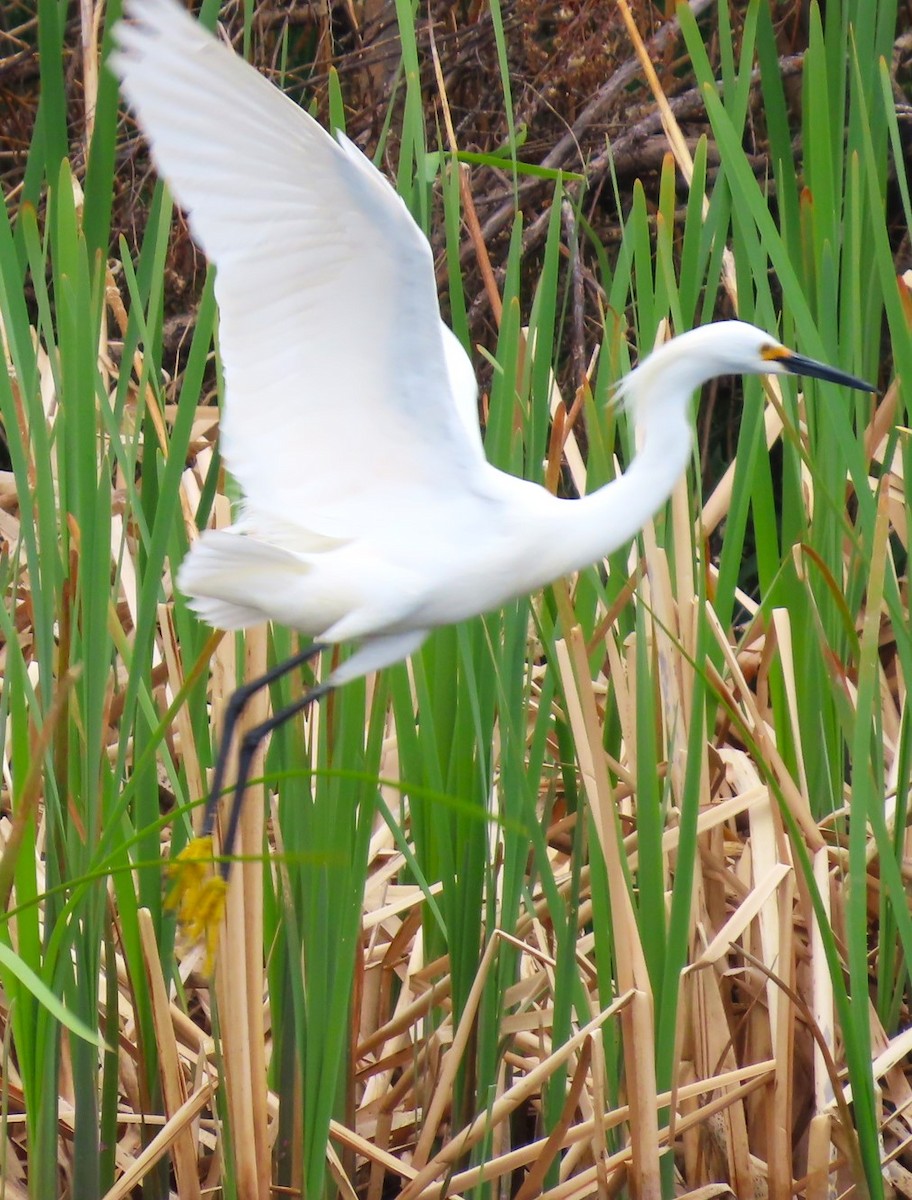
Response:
[614,320,874,422]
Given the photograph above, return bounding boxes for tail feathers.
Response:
[177,530,309,630]
[182,593,266,630]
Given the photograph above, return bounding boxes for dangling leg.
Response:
[216,674,333,879]
[167,639,330,963]
[199,640,330,844]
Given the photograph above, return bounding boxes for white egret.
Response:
[111,0,873,943]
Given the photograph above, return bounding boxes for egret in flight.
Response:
[111,0,874,950]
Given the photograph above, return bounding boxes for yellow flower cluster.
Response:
[166,837,227,972]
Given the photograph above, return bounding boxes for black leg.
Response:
[165,642,334,968]
[217,676,334,879]
[201,640,330,853]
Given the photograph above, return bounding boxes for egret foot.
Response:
[166,837,227,971]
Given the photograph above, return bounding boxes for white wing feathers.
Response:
[111,0,484,538]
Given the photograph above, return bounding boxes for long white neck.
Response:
[506,398,696,595]
[526,329,741,582]
[489,326,772,602]
[540,407,694,581]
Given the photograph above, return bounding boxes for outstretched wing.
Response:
[111,0,485,538]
